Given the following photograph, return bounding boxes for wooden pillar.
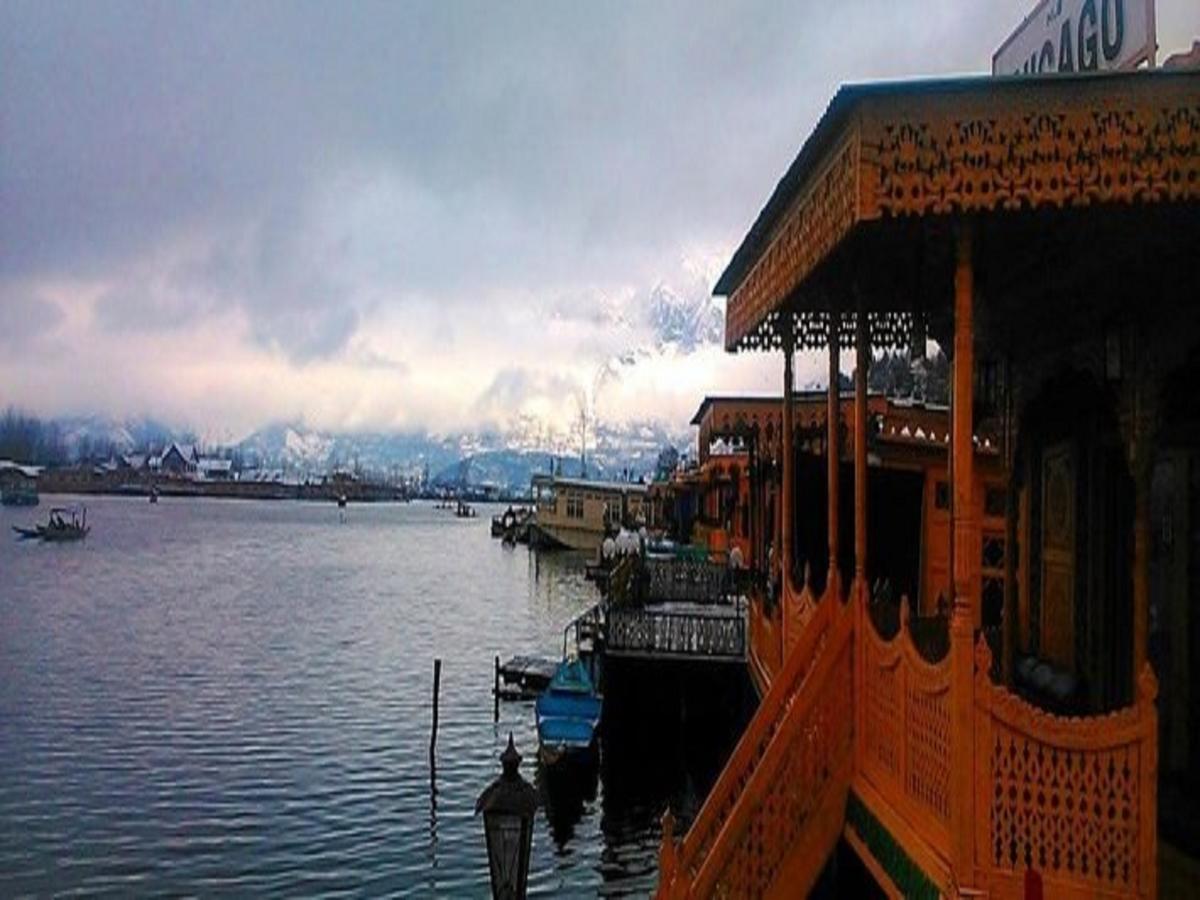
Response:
[827,309,841,598]
[781,321,795,581]
[781,316,796,654]
[1132,453,1150,687]
[952,230,976,614]
[854,300,868,589]
[949,222,978,887]
[1129,360,1153,693]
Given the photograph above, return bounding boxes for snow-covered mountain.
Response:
[30,409,689,490]
[647,283,723,352]
[55,415,190,460]
[232,418,689,489]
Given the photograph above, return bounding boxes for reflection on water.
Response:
[538,750,600,851]
[0,496,749,897]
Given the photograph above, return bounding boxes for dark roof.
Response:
[690,390,878,425]
[530,474,648,493]
[712,69,1192,298]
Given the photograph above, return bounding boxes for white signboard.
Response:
[993,0,1156,75]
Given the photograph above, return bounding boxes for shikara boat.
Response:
[12,505,90,542]
[535,658,601,766]
[42,506,89,541]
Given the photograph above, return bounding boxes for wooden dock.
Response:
[497,655,559,698]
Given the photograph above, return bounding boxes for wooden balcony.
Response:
[657,582,1160,898]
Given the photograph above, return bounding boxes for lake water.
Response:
[0,496,745,897]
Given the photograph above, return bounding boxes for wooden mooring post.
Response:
[430,658,442,761]
[493,655,500,723]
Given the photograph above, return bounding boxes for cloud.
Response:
[2,1,1197,435]
[0,286,64,350]
[472,367,582,429]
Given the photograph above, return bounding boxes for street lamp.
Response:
[476,733,537,900]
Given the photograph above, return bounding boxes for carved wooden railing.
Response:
[606,605,746,661]
[656,586,1160,899]
[782,564,821,659]
[657,589,852,898]
[974,639,1159,899]
[856,596,953,862]
[747,593,782,689]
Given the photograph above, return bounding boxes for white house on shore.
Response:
[159,443,199,475]
[197,457,233,481]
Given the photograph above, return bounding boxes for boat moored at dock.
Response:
[535,658,601,766]
[530,474,647,551]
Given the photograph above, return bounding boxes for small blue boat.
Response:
[535,658,601,765]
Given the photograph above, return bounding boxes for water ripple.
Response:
[0,497,741,897]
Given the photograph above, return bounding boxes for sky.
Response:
[3,1,1197,443]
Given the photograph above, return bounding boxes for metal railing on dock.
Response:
[644,557,730,604]
[606,602,746,663]
[609,555,736,606]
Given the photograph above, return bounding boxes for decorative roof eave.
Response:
[720,70,1200,354]
[723,122,862,352]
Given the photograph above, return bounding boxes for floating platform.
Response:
[497,655,560,699]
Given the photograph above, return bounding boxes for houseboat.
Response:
[529,474,647,552]
[0,460,40,507]
[656,68,1200,898]
[666,393,1007,693]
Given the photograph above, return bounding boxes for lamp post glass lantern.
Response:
[476,733,538,900]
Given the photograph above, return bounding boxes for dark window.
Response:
[982,577,1004,628]
[935,481,950,510]
[985,486,1007,518]
[982,536,1006,570]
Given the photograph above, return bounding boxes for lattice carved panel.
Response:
[906,683,951,824]
[864,642,902,781]
[679,599,841,880]
[727,132,860,350]
[726,78,1200,355]
[860,618,953,859]
[711,639,854,897]
[731,308,920,355]
[988,731,1140,890]
[975,638,1158,898]
[862,98,1200,220]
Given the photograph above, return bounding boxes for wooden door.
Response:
[1040,442,1076,670]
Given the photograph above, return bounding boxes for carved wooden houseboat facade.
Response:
[684,392,1012,697]
[531,474,648,551]
[656,70,1199,898]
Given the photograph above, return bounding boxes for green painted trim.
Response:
[845,791,940,900]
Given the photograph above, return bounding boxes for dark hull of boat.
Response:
[527,523,571,551]
[14,521,89,542]
[538,737,599,767]
[41,527,89,542]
